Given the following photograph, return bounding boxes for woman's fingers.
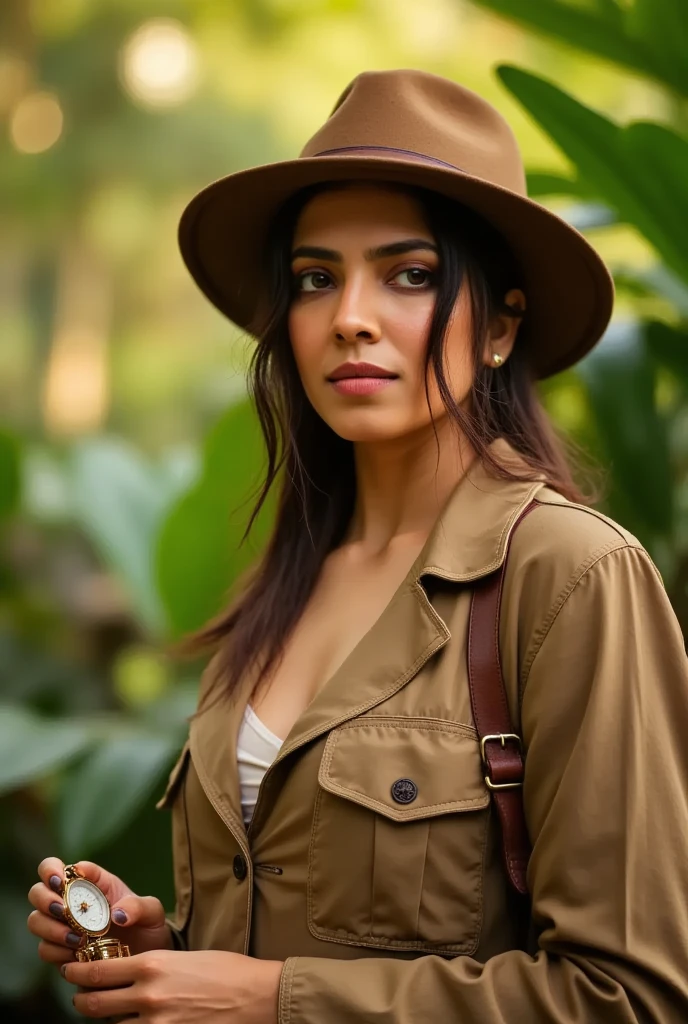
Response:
[72,985,138,1020]
[110,894,166,930]
[37,857,67,895]
[68,860,132,905]
[27,882,74,945]
[66,959,140,1019]
[29,869,82,969]
[27,909,83,949]
[37,940,76,966]
[64,956,139,989]
[28,880,64,916]
[35,857,133,911]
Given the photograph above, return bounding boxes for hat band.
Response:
[313,144,462,172]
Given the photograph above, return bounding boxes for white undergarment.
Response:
[236,704,283,826]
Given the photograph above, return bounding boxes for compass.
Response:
[61,864,130,962]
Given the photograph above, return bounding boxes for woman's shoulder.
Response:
[502,487,678,702]
[502,484,665,636]
[511,484,654,581]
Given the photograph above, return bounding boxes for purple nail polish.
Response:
[112,908,127,925]
[65,932,82,948]
[49,875,62,893]
[49,902,65,920]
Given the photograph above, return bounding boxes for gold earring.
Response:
[492,353,504,367]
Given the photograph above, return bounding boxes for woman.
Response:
[27,69,688,1022]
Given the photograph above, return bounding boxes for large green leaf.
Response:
[645,320,688,383]
[57,731,180,859]
[69,438,193,636]
[497,66,688,282]
[472,0,684,95]
[156,398,275,637]
[626,0,688,97]
[610,265,688,318]
[577,322,673,540]
[592,0,624,25]
[525,171,590,198]
[0,705,93,796]
[0,885,44,998]
[0,429,21,523]
[623,121,688,270]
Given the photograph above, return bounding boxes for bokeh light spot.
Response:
[9,90,64,153]
[114,646,170,707]
[120,18,199,108]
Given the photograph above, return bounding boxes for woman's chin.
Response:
[325,413,415,445]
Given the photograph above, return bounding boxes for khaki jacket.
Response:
[158,440,688,1022]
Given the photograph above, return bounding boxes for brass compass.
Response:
[61,864,130,962]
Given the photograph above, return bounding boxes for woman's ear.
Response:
[482,288,526,369]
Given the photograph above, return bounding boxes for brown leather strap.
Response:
[467,499,539,896]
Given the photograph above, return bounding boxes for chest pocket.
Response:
[308,716,490,955]
[156,740,193,934]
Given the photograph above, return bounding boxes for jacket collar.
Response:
[414,437,547,584]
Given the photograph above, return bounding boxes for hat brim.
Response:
[178,153,614,379]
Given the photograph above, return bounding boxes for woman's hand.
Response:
[27,857,172,966]
[63,949,283,1023]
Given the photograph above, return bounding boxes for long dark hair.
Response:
[181,181,590,704]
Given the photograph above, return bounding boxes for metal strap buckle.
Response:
[480,733,523,791]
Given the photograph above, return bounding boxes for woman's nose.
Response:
[331,279,381,344]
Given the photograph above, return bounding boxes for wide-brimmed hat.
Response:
[178,69,614,379]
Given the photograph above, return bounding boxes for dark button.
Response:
[391,778,418,804]
[233,854,248,881]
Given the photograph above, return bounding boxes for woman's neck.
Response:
[344,420,476,556]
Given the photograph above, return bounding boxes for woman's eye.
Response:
[392,268,433,288]
[297,271,332,292]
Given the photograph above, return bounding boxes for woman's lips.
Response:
[329,377,397,396]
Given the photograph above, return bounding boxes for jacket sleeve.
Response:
[277,544,688,1023]
[166,918,188,951]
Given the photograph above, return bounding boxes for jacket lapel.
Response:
[189,661,255,841]
[275,573,449,763]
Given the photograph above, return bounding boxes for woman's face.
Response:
[287,184,523,444]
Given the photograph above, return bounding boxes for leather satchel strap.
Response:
[467,499,539,896]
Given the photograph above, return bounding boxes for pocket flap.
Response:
[318,717,489,821]
[155,740,191,810]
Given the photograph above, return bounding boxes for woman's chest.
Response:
[251,544,429,740]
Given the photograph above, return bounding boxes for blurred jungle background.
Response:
[1,0,686,1018]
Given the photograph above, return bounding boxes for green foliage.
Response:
[56,732,181,860]
[525,171,591,198]
[0,430,21,523]
[0,706,92,796]
[646,321,688,381]
[0,887,43,999]
[472,0,688,96]
[476,1,688,586]
[156,398,275,637]
[497,66,688,281]
[577,322,673,539]
[68,438,195,636]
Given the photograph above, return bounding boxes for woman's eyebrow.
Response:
[291,238,438,263]
[366,239,438,261]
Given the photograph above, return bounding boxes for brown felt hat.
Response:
[178,69,614,379]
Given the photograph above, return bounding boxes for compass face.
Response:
[65,879,110,935]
